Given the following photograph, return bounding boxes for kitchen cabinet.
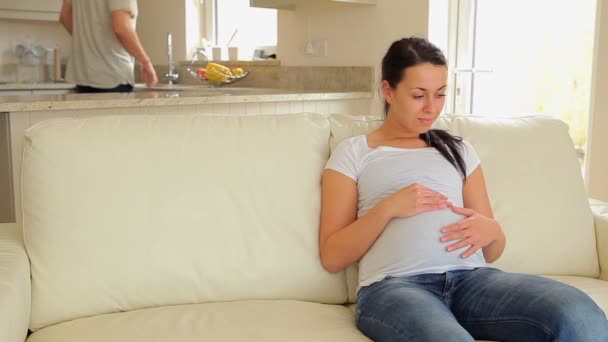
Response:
[32,89,73,95]
[0,113,13,223]
[0,85,74,96]
[0,90,73,96]
[0,0,62,21]
[250,0,375,11]
[0,90,33,96]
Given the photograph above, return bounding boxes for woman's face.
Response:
[383,62,448,134]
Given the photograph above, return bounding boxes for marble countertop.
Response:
[0,85,372,112]
[0,81,76,91]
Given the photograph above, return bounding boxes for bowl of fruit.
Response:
[187,63,249,86]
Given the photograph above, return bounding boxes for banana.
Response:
[206,62,233,83]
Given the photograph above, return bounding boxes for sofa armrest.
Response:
[0,223,30,342]
[591,199,608,281]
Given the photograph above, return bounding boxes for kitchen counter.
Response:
[0,81,75,91]
[0,86,372,112]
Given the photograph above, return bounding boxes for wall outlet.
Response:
[304,40,328,57]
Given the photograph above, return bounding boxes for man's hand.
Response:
[141,61,158,87]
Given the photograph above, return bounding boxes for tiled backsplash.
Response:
[0,65,17,83]
[140,63,374,91]
[0,19,70,83]
[0,63,67,84]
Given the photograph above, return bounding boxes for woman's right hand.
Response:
[378,183,450,219]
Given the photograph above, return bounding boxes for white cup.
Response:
[212,47,222,61]
[228,47,239,61]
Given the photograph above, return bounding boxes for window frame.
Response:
[203,0,277,51]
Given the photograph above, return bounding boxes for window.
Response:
[430,0,597,165]
[203,0,277,59]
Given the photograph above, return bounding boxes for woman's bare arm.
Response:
[320,169,450,273]
[319,170,392,273]
[462,166,506,262]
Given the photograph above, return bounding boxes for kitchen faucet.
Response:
[163,32,180,85]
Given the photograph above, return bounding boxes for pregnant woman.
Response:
[319,37,608,341]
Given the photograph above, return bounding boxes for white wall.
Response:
[276,1,429,67]
[0,19,70,82]
[137,0,208,65]
[137,0,187,65]
[276,0,429,116]
[587,0,608,201]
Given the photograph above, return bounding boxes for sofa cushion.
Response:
[329,114,599,302]
[25,300,370,342]
[22,113,347,331]
[0,224,30,342]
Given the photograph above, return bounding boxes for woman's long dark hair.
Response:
[381,37,467,179]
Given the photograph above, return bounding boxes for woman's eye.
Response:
[413,95,424,99]
[437,94,447,97]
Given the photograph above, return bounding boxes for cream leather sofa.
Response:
[1,113,607,342]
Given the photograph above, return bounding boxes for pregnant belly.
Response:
[359,208,485,279]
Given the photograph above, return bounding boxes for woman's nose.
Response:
[424,98,437,113]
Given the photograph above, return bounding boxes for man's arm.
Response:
[59,0,73,34]
[112,10,158,86]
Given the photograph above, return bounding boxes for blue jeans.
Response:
[355,267,608,341]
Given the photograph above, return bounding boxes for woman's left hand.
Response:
[440,204,502,258]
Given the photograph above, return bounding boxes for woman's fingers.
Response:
[419,189,447,199]
[443,236,481,258]
[440,229,469,242]
[419,192,448,205]
[441,219,471,233]
[419,203,449,212]
[419,197,450,206]
[445,238,472,252]
[449,204,476,217]
[460,245,481,258]
[416,188,449,212]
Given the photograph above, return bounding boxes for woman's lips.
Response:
[418,118,433,124]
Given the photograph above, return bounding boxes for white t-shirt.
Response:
[325,134,486,289]
[65,0,138,88]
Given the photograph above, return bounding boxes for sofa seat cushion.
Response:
[26,278,606,342]
[26,300,371,342]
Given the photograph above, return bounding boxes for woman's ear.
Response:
[381,80,393,105]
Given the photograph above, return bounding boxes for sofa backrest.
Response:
[21,113,347,331]
[330,114,599,302]
[21,112,600,324]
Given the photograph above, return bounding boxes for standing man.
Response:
[59,0,158,93]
